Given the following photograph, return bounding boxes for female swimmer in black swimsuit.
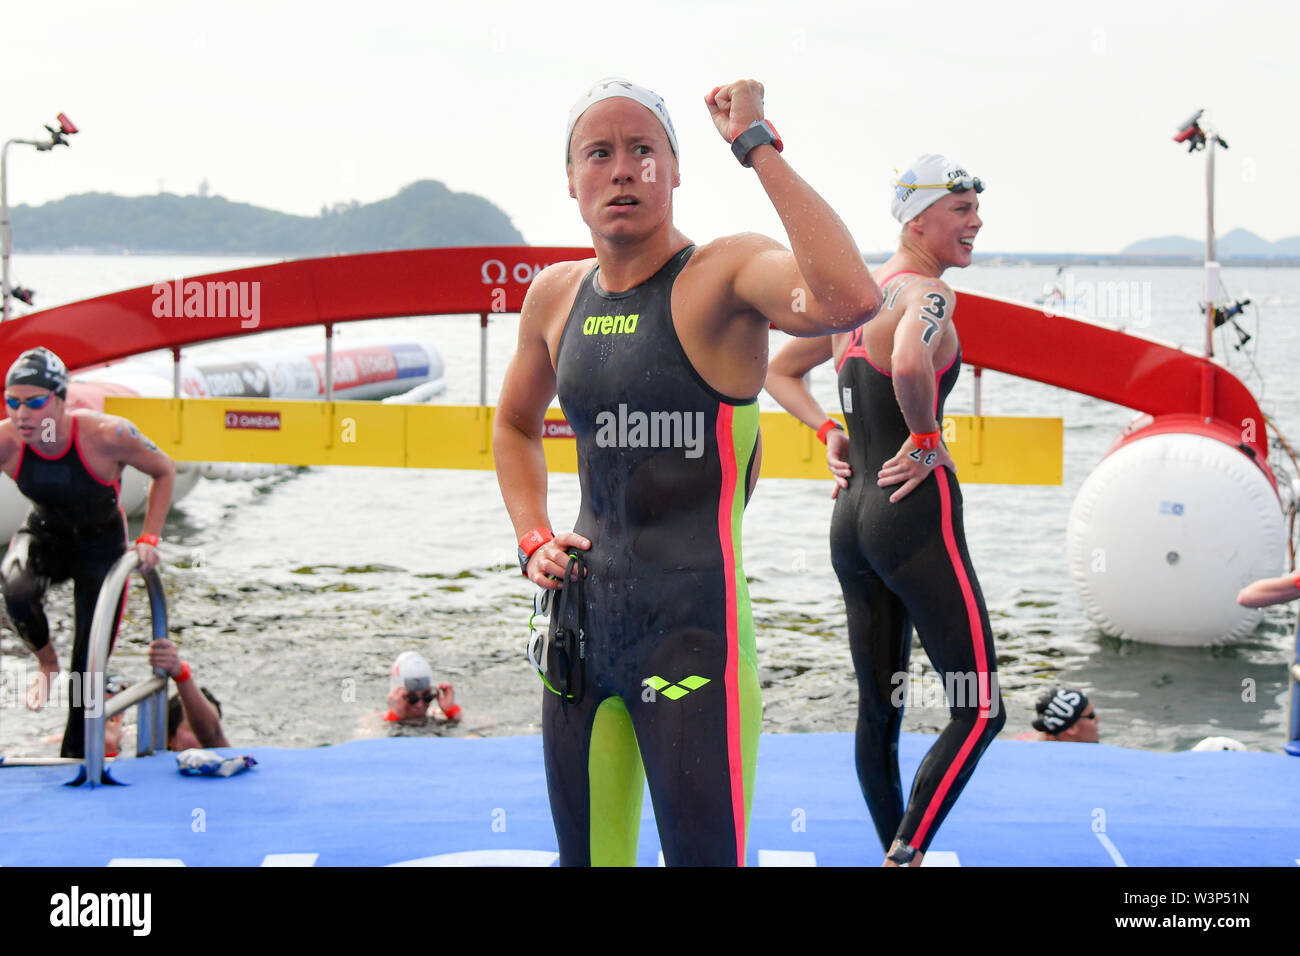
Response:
[765,155,1005,866]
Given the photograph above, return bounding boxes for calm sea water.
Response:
[1,254,1298,755]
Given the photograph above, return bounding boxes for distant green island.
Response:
[8,180,525,255]
[9,184,1299,266]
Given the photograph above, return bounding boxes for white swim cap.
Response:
[1190,735,1247,752]
[891,154,983,224]
[390,651,433,692]
[565,77,678,163]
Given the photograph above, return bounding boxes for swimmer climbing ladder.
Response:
[0,551,171,787]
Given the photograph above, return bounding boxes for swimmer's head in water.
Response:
[1032,686,1090,736]
[167,687,222,749]
[565,78,678,165]
[390,651,434,693]
[891,154,983,224]
[5,347,68,399]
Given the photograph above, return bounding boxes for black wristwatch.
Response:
[731,119,783,167]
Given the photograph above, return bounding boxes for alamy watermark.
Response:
[0,663,107,715]
[152,279,260,329]
[890,667,1001,717]
[594,404,706,459]
[1040,274,1152,326]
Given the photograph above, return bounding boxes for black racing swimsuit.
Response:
[544,246,763,866]
[830,273,1005,856]
[2,415,127,758]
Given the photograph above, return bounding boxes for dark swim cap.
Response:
[5,347,68,398]
[1032,686,1089,735]
[168,687,223,742]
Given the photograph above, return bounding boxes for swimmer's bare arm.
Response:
[765,336,850,494]
[0,423,57,705]
[492,265,591,589]
[150,639,229,748]
[706,81,881,335]
[1237,574,1300,608]
[0,424,22,480]
[97,415,176,571]
[878,281,958,503]
[766,336,834,430]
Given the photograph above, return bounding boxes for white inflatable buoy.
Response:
[1067,432,1284,645]
[119,462,201,514]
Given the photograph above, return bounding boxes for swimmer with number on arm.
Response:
[765,155,1004,867]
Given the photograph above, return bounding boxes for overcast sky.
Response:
[3,0,1295,254]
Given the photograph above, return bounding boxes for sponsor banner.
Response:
[224,410,281,430]
[268,358,320,399]
[543,418,574,439]
[196,361,270,398]
[387,344,431,379]
[307,346,406,394]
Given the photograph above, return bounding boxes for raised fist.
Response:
[705,79,765,143]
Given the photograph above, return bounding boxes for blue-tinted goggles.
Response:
[5,393,53,410]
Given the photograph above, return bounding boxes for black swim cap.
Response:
[167,687,223,743]
[5,347,68,398]
[1032,686,1089,735]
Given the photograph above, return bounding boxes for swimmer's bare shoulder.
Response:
[524,258,596,359]
[891,277,958,352]
[0,420,21,477]
[689,231,781,313]
[689,232,865,337]
[878,274,956,322]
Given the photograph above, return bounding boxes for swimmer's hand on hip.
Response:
[827,428,851,499]
[878,438,956,503]
[527,532,592,589]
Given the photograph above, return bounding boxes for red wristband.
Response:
[910,430,941,450]
[173,661,192,684]
[1293,572,1300,590]
[136,533,159,547]
[816,419,843,445]
[519,527,553,560]
[443,704,462,721]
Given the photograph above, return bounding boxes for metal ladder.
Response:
[0,551,170,785]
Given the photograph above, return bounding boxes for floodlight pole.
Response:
[2,116,78,322]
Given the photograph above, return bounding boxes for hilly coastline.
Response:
[8,180,525,255]
[9,185,1299,266]
[1123,228,1300,258]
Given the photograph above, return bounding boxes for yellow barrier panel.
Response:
[761,413,1062,485]
[106,398,1060,485]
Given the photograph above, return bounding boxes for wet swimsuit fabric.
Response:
[546,246,762,866]
[831,273,1005,855]
[2,415,127,758]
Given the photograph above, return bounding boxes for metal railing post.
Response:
[1288,609,1300,756]
[82,551,169,786]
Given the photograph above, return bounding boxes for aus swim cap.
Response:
[891,154,982,224]
[1032,686,1088,735]
[5,347,68,398]
[565,77,679,163]
[390,651,433,693]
